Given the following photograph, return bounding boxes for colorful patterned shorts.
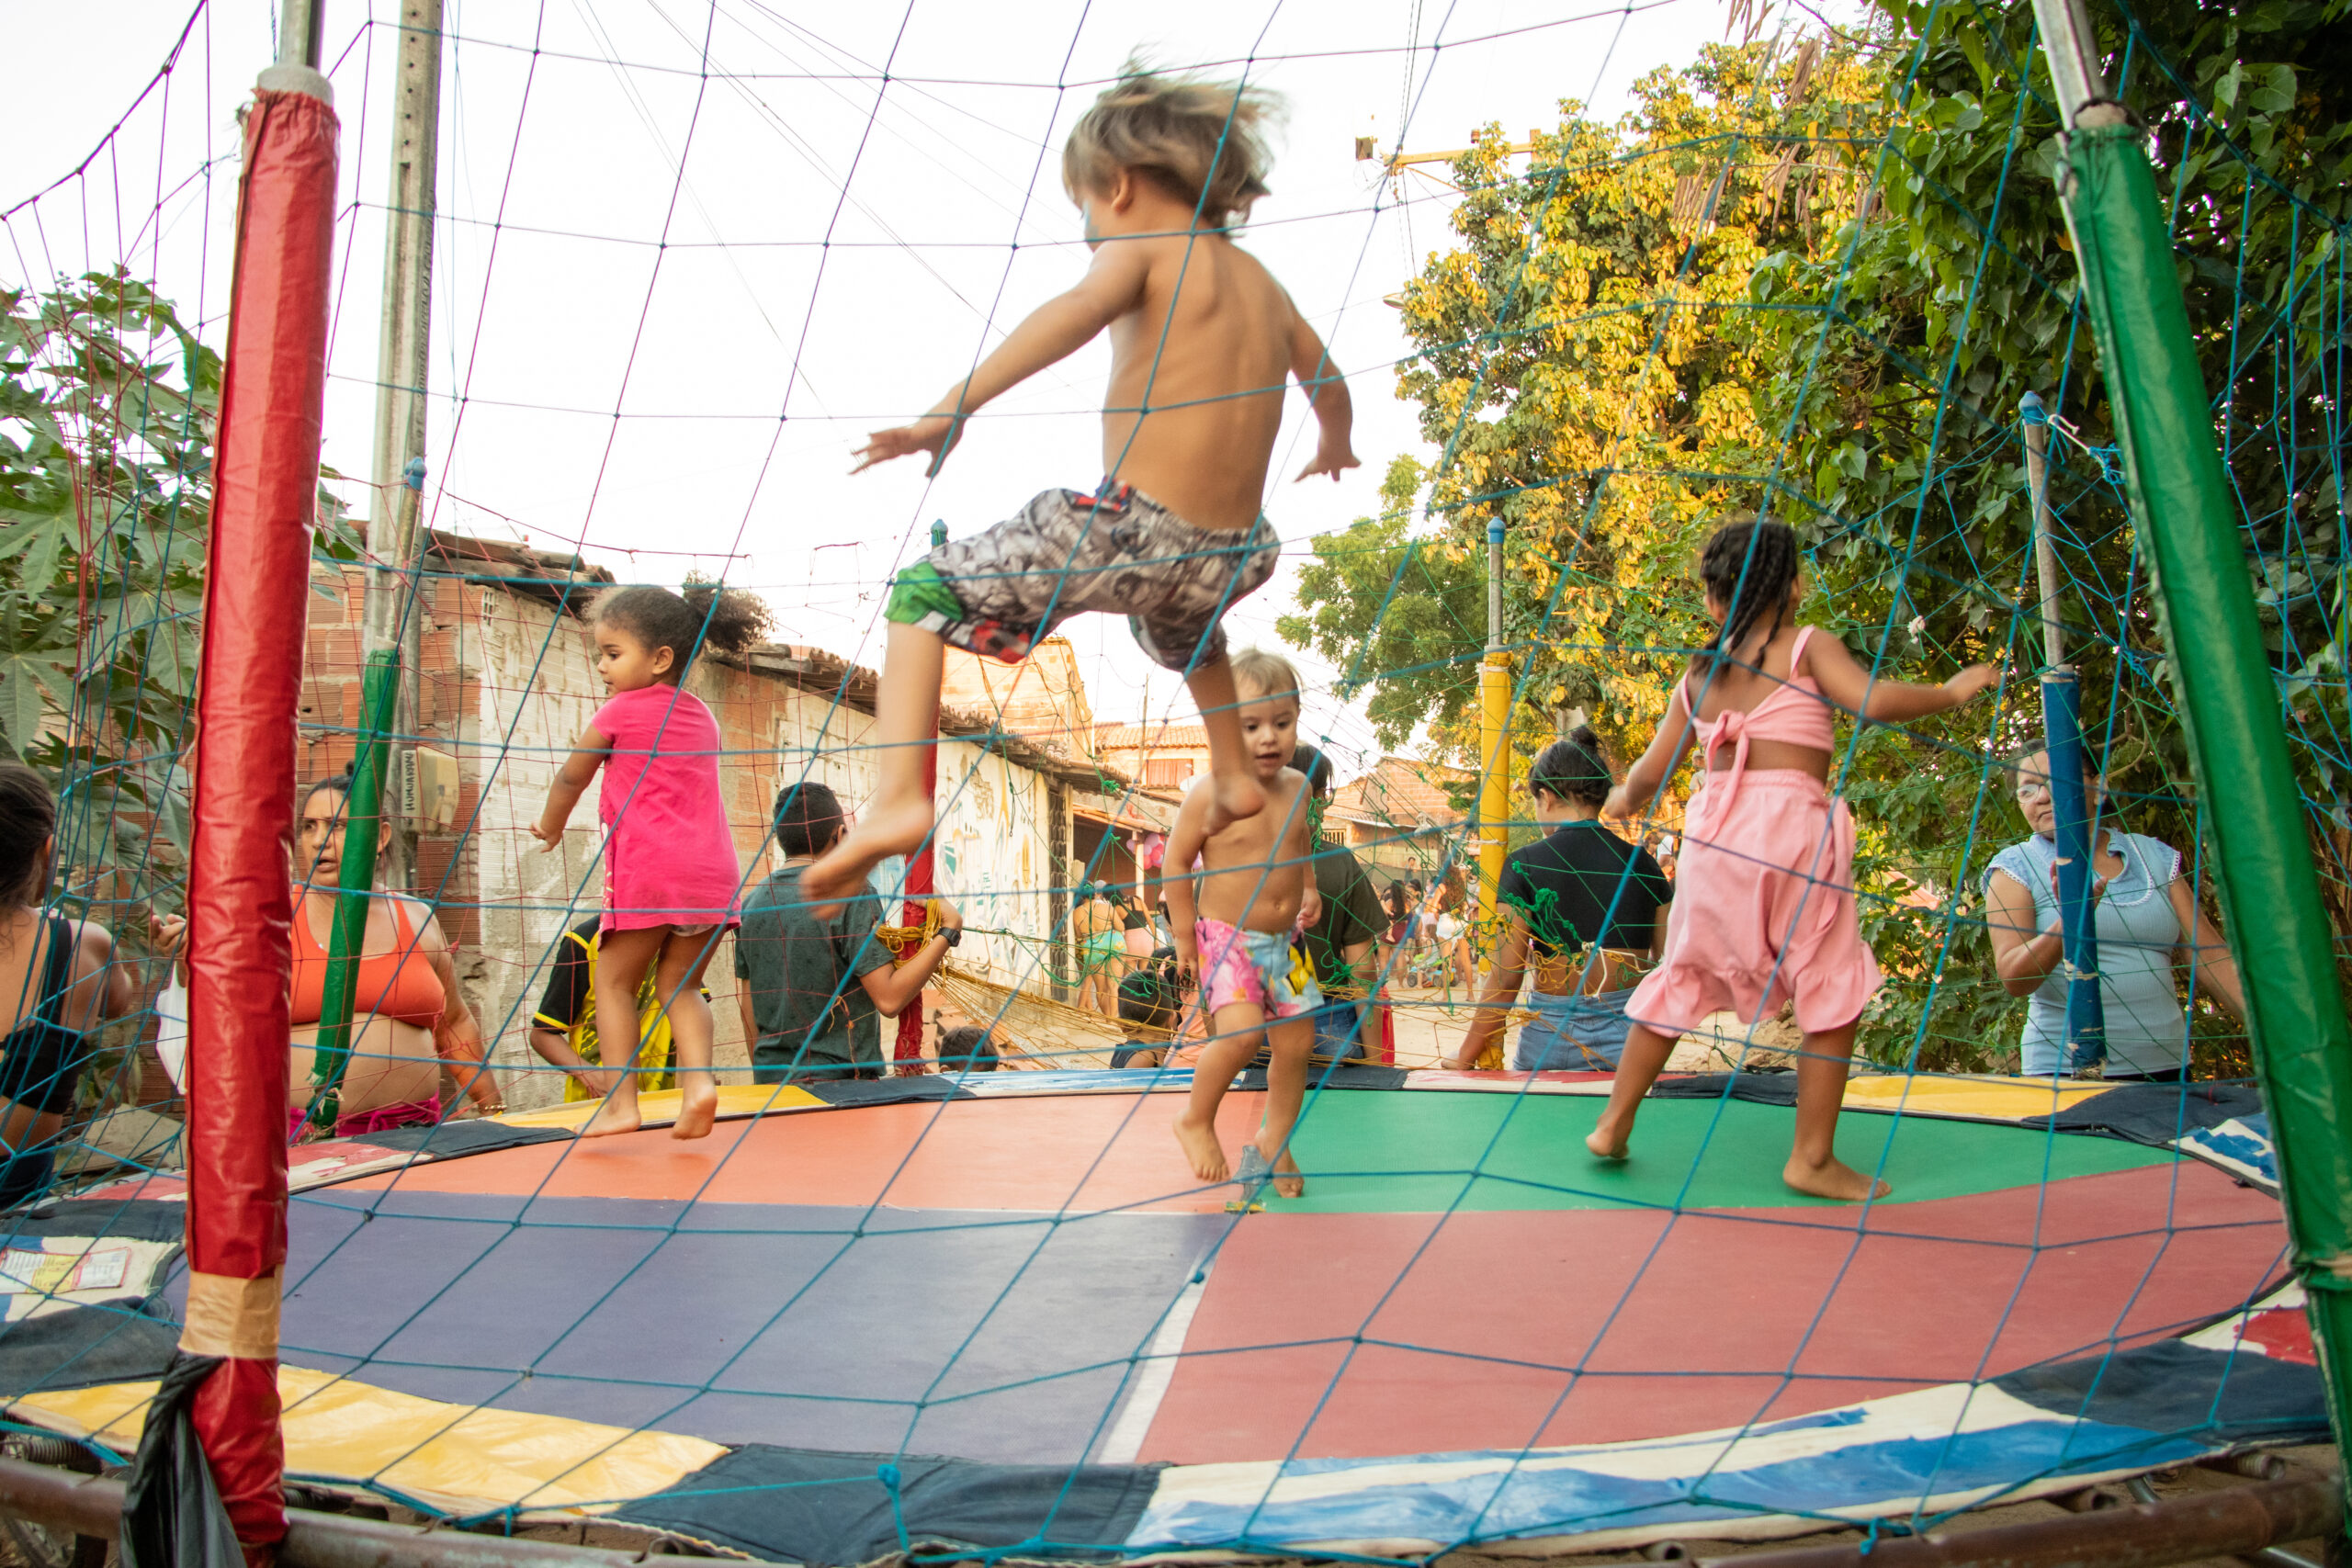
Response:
[1195,916,1324,1021]
[884,481,1280,672]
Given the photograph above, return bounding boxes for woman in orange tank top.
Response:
[287,774,499,1134]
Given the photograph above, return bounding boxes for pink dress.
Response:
[1626,626,1881,1035]
[592,683,742,931]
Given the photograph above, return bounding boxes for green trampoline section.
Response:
[1266,1091,2167,1213]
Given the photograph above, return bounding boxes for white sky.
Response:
[6,0,1758,782]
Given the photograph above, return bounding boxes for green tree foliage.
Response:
[1284,0,2352,1067]
[0,271,356,912]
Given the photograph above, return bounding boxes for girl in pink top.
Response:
[533,584,770,1139]
[1600,523,2002,1201]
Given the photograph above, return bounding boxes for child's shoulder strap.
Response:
[1789,624,1819,671]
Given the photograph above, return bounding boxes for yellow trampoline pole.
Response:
[1474,515,1511,1068]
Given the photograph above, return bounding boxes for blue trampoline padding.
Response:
[177,1190,1227,1464]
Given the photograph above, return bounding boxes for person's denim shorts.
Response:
[1514,987,1636,1070]
[1308,1000,1369,1061]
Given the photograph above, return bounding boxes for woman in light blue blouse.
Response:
[1983,747,2245,1080]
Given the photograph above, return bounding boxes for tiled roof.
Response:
[1328,756,1474,829]
[1095,721,1211,750]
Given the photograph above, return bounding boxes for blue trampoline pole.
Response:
[2022,393,2107,1074]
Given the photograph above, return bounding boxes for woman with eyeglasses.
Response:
[1983,747,2245,1080]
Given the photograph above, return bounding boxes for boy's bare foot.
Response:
[1783,1155,1890,1201]
[1174,1115,1228,1183]
[673,1082,718,1140]
[1268,1146,1306,1200]
[580,1098,641,1139]
[800,798,935,915]
[1201,773,1266,837]
[1586,1118,1631,1161]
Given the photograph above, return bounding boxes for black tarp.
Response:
[802,1078,972,1109]
[2,1200,187,1243]
[2016,1081,2266,1148]
[0,1303,181,1396]
[353,1121,576,1157]
[1648,1072,1798,1105]
[613,1444,1161,1565]
[1235,1062,1410,1092]
[1992,1337,2327,1446]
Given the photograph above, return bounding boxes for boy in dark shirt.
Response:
[735,784,963,1082]
[1289,745,1385,1062]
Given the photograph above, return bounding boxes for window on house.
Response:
[1145,757,1193,788]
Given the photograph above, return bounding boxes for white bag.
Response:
[154,979,188,1093]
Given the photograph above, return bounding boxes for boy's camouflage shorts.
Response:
[884,480,1279,671]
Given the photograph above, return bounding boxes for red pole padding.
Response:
[895,722,940,1072]
[184,85,339,1554]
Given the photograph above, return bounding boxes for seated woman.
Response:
[1984,746,2245,1080]
[0,766,142,1206]
[1443,729,1673,1071]
[287,773,499,1134]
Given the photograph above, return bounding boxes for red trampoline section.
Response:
[1136,1160,2288,1461]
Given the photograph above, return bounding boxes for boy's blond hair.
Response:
[1230,646,1302,705]
[1062,60,1283,230]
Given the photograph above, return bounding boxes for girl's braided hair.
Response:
[594,583,772,685]
[1528,725,1612,809]
[1690,520,1801,679]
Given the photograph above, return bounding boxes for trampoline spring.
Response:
[1643,1540,1691,1561]
[2053,1488,2129,1512]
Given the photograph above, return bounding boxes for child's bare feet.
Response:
[1783,1154,1890,1201]
[673,1080,718,1140]
[580,1097,641,1139]
[1268,1146,1305,1199]
[1586,1114,1631,1161]
[1174,1114,1228,1183]
[1201,773,1266,837]
[800,797,935,915]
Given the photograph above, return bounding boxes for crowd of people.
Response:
[0,65,2255,1208]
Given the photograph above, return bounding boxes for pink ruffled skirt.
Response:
[1628,770,1880,1036]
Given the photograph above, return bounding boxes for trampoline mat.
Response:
[177,1191,1227,1464]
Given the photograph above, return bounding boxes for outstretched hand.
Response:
[852,414,964,478]
[1296,441,1361,483]
[1943,660,2007,705]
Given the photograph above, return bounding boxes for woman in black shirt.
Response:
[1443,728,1673,1070]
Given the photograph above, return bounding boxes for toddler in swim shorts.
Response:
[1193,920,1321,1021]
[1163,649,1325,1201]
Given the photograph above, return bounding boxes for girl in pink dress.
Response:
[1600,522,2002,1201]
[532,584,769,1138]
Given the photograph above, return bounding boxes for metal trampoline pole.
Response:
[2019,393,2106,1073]
[2030,0,2352,1522]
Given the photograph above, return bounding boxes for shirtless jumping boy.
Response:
[1165,649,1323,1200]
[799,62,1358,909]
